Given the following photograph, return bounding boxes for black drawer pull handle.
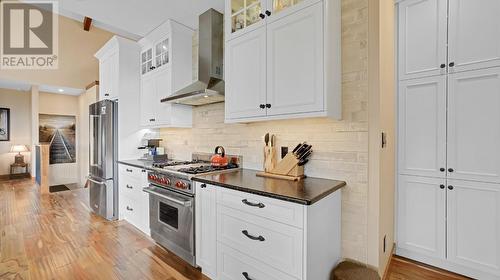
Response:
[126,169,133,172]
[242,272,253,280]
[126,206,133,211]
[242,230,265,241]
[126,185,133,189]
[242,199,265,208]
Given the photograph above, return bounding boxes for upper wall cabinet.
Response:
[398,0,500,81]
[225,0,342,123]
[448,0,500,73]
[138,20,194,128]
[95,36,141,101]
[398,0,447,80]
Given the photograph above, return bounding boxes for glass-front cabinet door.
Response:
[155,38,169,70]
[141,48,153,75]
[226,0,266,40]
[272,0,304,13]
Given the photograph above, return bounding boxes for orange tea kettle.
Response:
[211,146,228,167]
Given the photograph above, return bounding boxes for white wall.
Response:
[38,92,80,186]
[0,88,32,175]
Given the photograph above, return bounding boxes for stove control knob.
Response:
[176,181,187,189]
[165,178,171,185]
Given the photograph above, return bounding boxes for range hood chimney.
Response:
[161,9,224,106]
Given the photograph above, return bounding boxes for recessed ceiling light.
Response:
[58,89,64,92]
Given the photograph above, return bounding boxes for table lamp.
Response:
[10,145,28,164]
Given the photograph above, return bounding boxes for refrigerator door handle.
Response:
[87,176,106,185]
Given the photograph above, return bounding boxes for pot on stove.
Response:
[211,146,228,167]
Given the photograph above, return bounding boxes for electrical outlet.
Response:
[383,235,387,253]
[281,147,288,159]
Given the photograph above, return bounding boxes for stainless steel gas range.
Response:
[143,154,240,266]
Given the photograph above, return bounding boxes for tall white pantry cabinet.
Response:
[396,0,500,279]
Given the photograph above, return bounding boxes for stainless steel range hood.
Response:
[161,9,224,106]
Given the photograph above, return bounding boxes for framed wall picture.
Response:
[0,108,10,141]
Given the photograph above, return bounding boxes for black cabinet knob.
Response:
[259,104,265,109]
[242,272,252,280]
[448,168,454,173]
[440,184,445,189]
[448,185,454,190]
[259,13,265,19]
[449,62,455,67]
[105,93,109,96]
[265,10,271,16]
[126,206,133,211]
[150,118,156,122]
[440,64,446,69]
[200,184,207,188]
[440,168,445,172]
[266,104,271,108]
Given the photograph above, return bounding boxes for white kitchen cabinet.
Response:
[446,179,500,278]
[195,183,217,280]
[138,20,194,128]
[448,0,500,73]
[447,67,500,183]
[118,164,150,235]
[225,26,267,120]
[397,175,446,260]
[398,0,447,80]
[398,75,447,178]
[266,2,324,116]
[95,36,139,102]
[225,0,342,123]
[195,182,342,280]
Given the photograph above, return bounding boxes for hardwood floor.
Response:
[386,255,472,280]
[0,178,208,280]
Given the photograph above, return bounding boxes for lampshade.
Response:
[10,145,28,153]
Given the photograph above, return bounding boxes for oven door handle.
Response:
[143,187,192,207]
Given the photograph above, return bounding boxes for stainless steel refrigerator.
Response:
[88,100,118,220]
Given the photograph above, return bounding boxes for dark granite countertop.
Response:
[117,159,155,170]
[192,169,346,205]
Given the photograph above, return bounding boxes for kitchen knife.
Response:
[270,134,276,147]
[298,159,309,166]
[298,150,312,161]
[298,145,312,158]
[292,143,302,154]
[294,143,308,157]
[264,133,270,146]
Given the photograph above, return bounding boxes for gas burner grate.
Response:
[152,159,210,169]
[177,163,239,174]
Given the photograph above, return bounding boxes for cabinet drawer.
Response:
[216,187,304,228]
[217,243,298,280]
[217,205,303,278]
[119,164,146,179]
[120,195,149,235]
[120,178,148,200]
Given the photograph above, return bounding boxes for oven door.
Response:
[143,185,195,266]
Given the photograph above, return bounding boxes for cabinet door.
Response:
[398,76,447,178]
[141,48,153,75]
[225,0,266,40]
[448,0,500,73]
[140,74,157,126]
[108,52,119,100]
[155,67,173,125]
[195,183,217,279]
[447,68,500,183]
[447,179,500,275]
[267,0,321,23]
[397,175,446,259]
[266,2,324,116]
[225,26,267,120]
[154,38,169,70]
[99,59,109,100]
[398,0,447,80]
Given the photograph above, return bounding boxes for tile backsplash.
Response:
[161,0,369,263]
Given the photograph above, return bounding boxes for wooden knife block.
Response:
[258,153,305,181]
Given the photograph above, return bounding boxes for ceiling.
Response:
[0,79,84,96]
[56,0,225,40]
